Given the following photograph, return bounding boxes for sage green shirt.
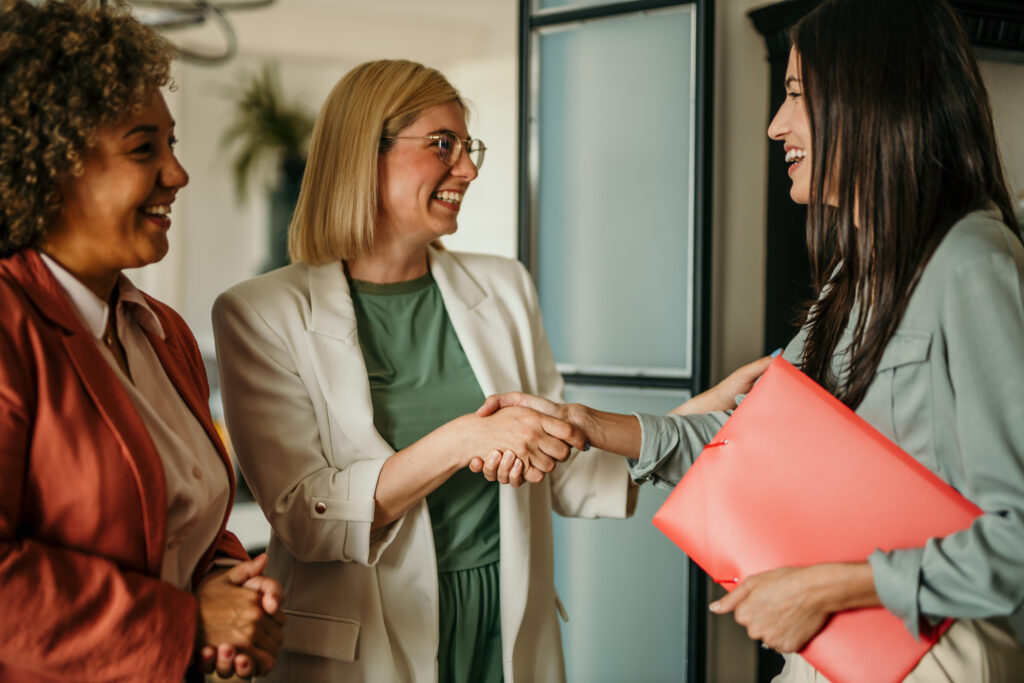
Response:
[348,273,499,571]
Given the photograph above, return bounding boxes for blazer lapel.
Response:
[428,248,522,397]
[305,262,393,461]
[5,251,169,576]
[143,319,235,486]
[428,248,534,645]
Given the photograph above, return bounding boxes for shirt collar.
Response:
[37,251,166,340]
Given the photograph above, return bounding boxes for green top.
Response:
[349,272,499,572]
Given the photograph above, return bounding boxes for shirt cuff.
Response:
[868,547,925,639]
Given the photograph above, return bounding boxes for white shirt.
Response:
[39,252,230,590]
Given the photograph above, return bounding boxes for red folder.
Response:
[652,357,982,683]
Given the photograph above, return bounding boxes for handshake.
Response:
[463,356,772,487]
[467,393,593,487]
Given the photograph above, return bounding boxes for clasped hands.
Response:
[194,553,286,679]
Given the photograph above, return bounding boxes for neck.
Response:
[38,245,120,301]
[346,232,431,284]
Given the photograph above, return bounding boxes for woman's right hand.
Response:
[469,394,587,485]
[194,554,285,677]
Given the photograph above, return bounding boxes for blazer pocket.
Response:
[282,609,361,662]
[874,330,935,465]
[876,330,931,372]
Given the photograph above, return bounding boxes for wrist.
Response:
[444,414,479,470]
[809,562,879,613]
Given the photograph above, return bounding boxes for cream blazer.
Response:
[212,247,632,682]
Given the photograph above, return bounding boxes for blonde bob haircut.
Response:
[288,59,465,265]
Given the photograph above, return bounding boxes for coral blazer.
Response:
[0,249,248,683]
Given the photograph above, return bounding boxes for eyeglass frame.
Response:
[380,132,487,170]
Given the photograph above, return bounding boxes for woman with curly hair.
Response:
[0,1,284,680]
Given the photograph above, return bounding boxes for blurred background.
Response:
[118,1,1024,680]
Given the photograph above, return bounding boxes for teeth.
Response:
[142,204,171,216]
[433,191,462,204]
[785,149,807,164]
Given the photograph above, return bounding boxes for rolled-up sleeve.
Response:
[869,247,1024,638]
[213,289,401,566]
[627,411,730,489]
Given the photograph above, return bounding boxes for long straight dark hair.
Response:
[793,0,1019,407]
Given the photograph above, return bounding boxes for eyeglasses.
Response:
[382,131,486,170]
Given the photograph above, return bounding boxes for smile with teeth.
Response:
[432,190,462,205]
[141,204,171,217]
[785,148,807,165]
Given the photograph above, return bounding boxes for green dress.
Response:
[349,272,503,683]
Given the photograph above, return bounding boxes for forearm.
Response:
[807,562,881,613]
[568,405,642,459]
[371,418,467,531]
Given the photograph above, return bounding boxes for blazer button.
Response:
[314,502,327,514]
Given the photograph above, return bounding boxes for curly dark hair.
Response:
[0,0,176,256]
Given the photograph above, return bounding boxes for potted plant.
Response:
[220,62,315,272]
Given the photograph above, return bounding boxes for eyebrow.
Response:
[122,122,175,138]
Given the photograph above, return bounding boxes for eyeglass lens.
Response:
[437,132,485,170]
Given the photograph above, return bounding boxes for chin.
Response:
[139,238,170,267]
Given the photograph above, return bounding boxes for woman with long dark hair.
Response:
[480,0,1024,678]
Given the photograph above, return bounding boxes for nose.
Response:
[451,146,479,182]
[161,151,189,190]
[767,103,787,141]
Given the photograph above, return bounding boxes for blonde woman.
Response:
[212,60,635,682]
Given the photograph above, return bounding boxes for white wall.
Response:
[981,59,1024,198]
[130,2,518,354]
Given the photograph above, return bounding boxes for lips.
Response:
[140,204,171,217]
[431,189,464,212]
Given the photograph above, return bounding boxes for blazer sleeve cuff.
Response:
[338,456,404,565]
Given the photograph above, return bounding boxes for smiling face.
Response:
[376,101,478,247]
[768,48,812,205]
[42,90,188,296]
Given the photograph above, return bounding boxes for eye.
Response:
[434,134,454,153]
[130,142,153,156]
[786,90,802,100]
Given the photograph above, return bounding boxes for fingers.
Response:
[198,645,217,674]
[480,450,502,481]
[233,653,255,678]
[478,450,539,487]
[215,643,236,679]
[468,456,485,472]
[709,582,749,615]
[495,450,517,484]
[476,395,502,417]
[223,553,269,585]
[508,458,524,487]
[241,575,285,620]
[476,392,530,417]
[523,466,546,484]
[538,415,586,452]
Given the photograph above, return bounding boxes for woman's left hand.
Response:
[709,563,879,653]
[710,566,829,652]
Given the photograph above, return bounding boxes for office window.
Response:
[519,0,714,680]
